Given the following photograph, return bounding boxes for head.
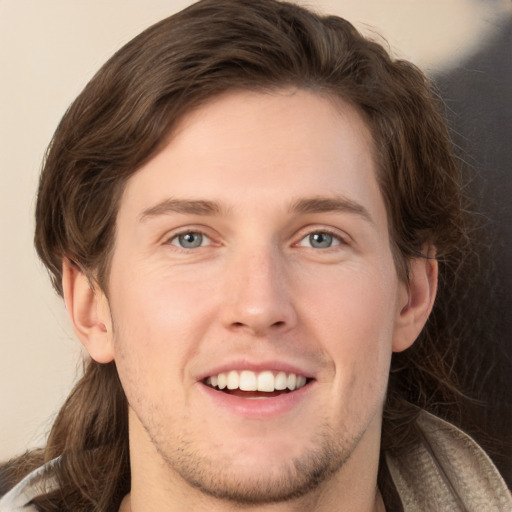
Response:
[35,0,463,291]
[34,0,469,508]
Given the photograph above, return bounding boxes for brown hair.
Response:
[3,0,498,509]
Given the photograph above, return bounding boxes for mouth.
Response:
[203,370,311,398]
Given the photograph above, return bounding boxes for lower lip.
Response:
[197,382,313,418]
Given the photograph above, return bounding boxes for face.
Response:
[101,90,411,505]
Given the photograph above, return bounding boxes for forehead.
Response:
[120,89,383,219]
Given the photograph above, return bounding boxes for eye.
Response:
[170,232,209,249]
[298,231,342,249]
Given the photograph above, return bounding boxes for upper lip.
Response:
[196,360,315,382]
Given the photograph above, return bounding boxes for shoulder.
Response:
[386,410,512,511]
[0,460,57,512]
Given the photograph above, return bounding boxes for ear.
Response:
[62,258,114,363]
[392,252,438,353]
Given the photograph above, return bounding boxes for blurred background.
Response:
[1,0,510,479]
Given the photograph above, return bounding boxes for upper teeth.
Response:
[205,370,307,392]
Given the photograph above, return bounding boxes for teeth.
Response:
[205,370,308,393]
[257,371,275,392]
[227,370,239,390]
[218,373,227,390]
[240,370,257,391]
[275,371,288,390]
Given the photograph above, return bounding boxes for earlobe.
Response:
[392,251,438,353]
[62,258,115,363]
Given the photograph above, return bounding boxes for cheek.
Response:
[300,262,399,343]
[300,264,397,402]
[107,276,198,393]
[110,264,215,341]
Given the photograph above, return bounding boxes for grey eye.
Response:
[308,232,334,248]
[174,232,204,248]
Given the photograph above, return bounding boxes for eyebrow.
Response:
[139,198,223,220]
[139,195,373,224]
[289,196,374,224]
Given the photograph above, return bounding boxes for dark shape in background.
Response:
[434,17,512,483]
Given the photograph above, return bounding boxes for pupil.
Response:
[310,232,332,248]
[180,233,202,248]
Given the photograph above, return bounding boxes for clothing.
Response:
[1,411,511,511]
[386,411,512,511]
[0,459,57,512]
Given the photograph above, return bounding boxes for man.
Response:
[1,1,510,510]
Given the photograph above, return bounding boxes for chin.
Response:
[157,425,358,506]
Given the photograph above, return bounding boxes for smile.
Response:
[204,370,308,393]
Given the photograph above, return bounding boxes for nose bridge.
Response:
[222,241,296,334]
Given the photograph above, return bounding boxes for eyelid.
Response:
[160,224,350,250]
[169,232,211,248]
[163,225,218,248]
[294,226,349,248]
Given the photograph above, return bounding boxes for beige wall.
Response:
[1,0,509,461]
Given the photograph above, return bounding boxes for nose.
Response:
[221,245,298,336]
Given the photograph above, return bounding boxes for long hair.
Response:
[3,0,501,509]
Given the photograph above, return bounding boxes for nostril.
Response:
[230,320,287,333]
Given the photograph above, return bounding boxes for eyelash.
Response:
[295,229,345,249]
[167,229,345,250]
[165,227,347,251]
[168,230,212,250]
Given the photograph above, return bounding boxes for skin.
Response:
[64,89,436,511]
